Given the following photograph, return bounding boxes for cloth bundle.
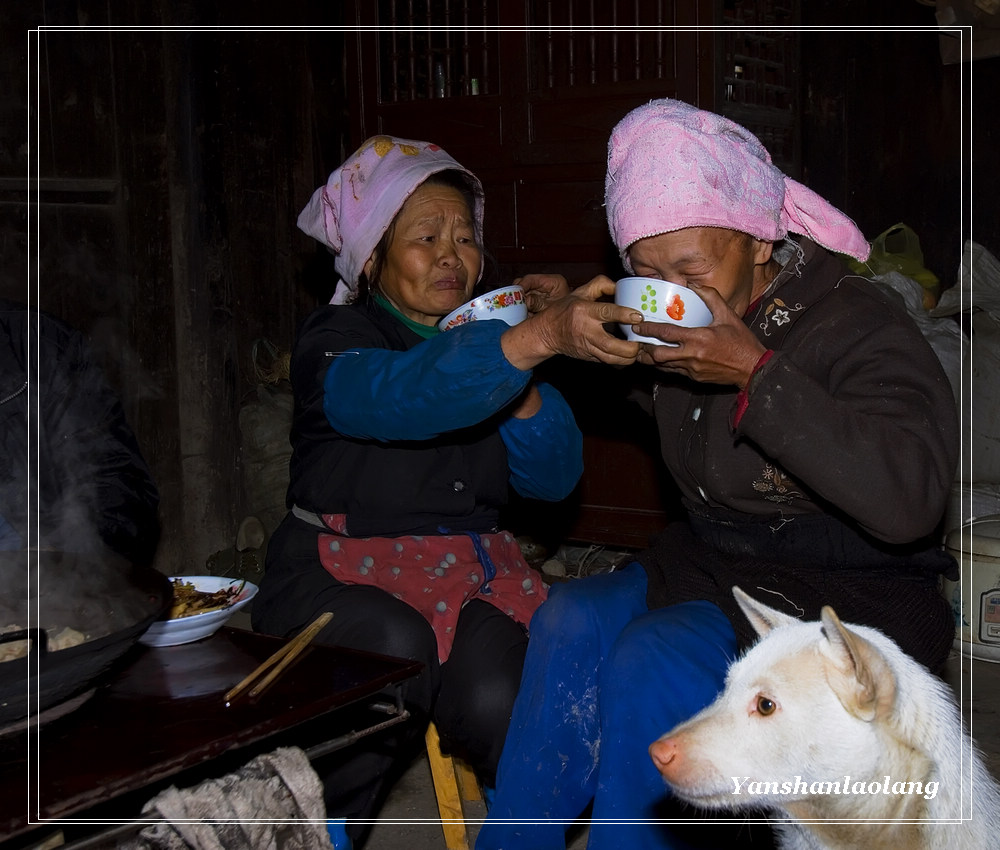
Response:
[118,747,330,850]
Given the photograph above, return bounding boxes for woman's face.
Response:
[369,181,481,326]
[627,227,774,317]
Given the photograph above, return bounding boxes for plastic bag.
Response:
[927,241,1000,485]
[930,239,1000,321]
[845,223,940,309]
[867,271,966,404]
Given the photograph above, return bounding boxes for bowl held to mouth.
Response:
[614,277,713,345]
[438,285,528,331]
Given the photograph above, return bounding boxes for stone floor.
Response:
[361,649,1000,850]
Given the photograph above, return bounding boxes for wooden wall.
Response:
[800,0,990,289]
[4,3,347,574]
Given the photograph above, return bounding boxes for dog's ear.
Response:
[820,605,896,722]
[732,586,801,637]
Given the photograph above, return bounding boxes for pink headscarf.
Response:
[605,99,870,267]
[297,135,485,304]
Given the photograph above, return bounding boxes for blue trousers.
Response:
[475,563,738,850]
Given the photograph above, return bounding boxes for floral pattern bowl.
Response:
[438,285,528,332]
[614,277,713,345]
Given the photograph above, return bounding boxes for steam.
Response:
[0,302,158,638]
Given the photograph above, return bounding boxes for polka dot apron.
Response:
[317,514,547,662]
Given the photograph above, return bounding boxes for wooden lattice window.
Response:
[527,1,682,90]
[718,0,800,175]
[376,1,501,101]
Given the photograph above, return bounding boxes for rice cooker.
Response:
[942,514,1000,663]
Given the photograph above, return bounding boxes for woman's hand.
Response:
[515,273,571,313]
[632,283,767,389]
[501,276,642,369]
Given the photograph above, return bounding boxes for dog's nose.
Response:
[649,737,680,777]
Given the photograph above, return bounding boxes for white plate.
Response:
[139,576,259,647]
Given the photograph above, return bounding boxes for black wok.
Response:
[0,550,171,726]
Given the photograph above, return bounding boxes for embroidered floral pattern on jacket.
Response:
[751,463,804,504]
[757,297,804,337]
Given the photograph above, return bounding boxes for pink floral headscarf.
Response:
[605,99,870,267]
[297,135,485,304]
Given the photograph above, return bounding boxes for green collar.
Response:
[374,293,441,340]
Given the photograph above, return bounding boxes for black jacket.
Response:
[286,297,510,536]
[638,240,959,670]
[0,300,160,564]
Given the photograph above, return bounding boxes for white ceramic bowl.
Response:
[614,277,713,345]
[438,285,528,331]
[139,576,259,648]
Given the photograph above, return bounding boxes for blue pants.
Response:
[475,563,738,850]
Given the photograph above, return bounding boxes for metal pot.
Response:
[0,550,171,726]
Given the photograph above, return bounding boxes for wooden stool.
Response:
[424,721,483,850]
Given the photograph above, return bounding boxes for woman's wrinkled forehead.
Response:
[627,226,751,269]
[392,182,477,234]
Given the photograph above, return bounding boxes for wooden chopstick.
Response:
[224,611,333,704]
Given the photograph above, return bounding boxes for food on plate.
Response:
[168,578,245,619]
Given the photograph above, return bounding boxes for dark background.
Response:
[2,0,993,574]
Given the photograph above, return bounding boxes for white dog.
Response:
[649,587,1000,850]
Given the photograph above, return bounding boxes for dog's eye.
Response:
[756,696,776,716]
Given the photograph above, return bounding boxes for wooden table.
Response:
[0,627,422,846]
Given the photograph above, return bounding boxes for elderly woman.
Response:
[476,99,958,849]
[251,135,642,835]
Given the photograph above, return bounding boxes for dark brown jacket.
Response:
[639,240,959,670]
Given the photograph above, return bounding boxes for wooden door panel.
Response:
[514,174,610,261]
[521,88,679,165]
[370,98,506,165]
[478,177,517,254]
[515,2,715,164]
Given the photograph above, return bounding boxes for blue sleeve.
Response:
[323,319,532,441]
[500,381,583,502]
